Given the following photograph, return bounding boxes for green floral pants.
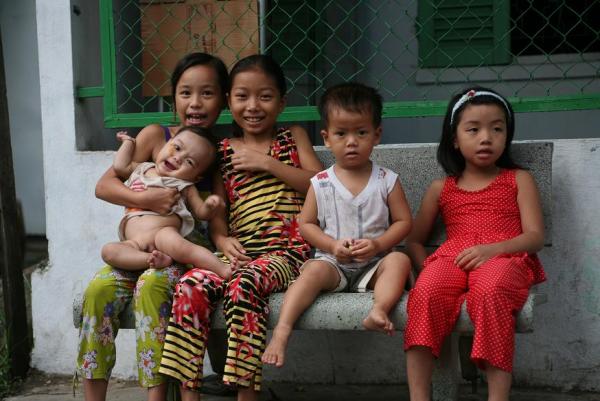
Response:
[76,264,185,387]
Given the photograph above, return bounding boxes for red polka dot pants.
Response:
[404,256,534,372]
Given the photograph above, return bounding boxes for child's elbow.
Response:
[533,230,545,252]
[95,180,108,201]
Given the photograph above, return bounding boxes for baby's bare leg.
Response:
[363,252,411,335]
[101,240,150,271]
[262,260,340,368]
[154,226,231,278]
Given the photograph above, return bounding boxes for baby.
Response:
[101,126,231,279]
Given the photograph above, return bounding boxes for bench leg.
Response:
[207,329,228,374]
[166,380,181,401]
[432,334,459,401]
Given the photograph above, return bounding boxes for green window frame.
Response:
[77,0,600,130]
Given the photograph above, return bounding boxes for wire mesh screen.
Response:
[99,0,600,124]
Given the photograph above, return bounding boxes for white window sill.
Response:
[416,52,600,84]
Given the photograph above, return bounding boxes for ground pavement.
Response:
[5,370,600,401]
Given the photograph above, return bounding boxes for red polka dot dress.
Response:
[404,169,545,372]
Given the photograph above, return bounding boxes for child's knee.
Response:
[300,261,339,283]
[381,252,411,274]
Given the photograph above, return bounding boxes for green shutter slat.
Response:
[418,0,511,68]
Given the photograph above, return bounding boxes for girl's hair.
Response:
[228,54,287,137]
[318,82,383,128]
[170,52,229,106]
[437,86,519,175]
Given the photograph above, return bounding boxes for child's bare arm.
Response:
[209,171,252,266]
[113,131,139,179]
[351,180,413,262]
[405,179,443,271]
[184,185,225,221]
[298,185,353,263]
[455,170,544,270]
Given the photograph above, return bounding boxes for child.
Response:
[100,127,230,279]
[158,54,323,401]
[404,87,546,401]
[262,82,413,368]
[77,52,229,401]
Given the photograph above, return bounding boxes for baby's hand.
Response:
[116,131,135,143]
[332,238,354,264]
[350,239,380,262]
[454,244,498,271]
[203,195,225,218]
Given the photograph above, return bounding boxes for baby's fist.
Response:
[204,195,224,210]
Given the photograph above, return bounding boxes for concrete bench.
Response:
[74,141,552,401]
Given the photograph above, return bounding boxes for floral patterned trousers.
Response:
[76,265,184,387]
[159,252,299,392]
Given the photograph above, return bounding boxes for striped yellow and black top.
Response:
[218,128,310,265]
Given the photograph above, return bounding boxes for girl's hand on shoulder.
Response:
[454,243,499,271]
[351,239,380,263]
[231,148,271,172]
[219,237,252,266]
[140,186,179,214]
[332,238,354,264]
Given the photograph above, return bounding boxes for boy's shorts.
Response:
[300,254,384,292]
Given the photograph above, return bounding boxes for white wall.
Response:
[33,0,600,392]
[0,0,45,235]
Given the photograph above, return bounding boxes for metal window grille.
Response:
[77,0,600,129]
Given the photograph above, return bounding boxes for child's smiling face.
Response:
[227,69,285,137]
[174,64,224,128]
[155,130,215,182]
[321,107,381,169]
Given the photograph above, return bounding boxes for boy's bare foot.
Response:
[262,325,292,368]
[147,250,173,269]
[363,307,395,336]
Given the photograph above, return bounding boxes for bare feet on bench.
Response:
[147,250,173,269]
[363,306,394,336]
[262,325,292,367]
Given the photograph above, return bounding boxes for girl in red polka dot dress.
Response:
[404,87,546,401]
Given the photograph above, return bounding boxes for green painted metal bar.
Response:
[99,0,117,124]
[76,86,104,98]
[100,93,600,128]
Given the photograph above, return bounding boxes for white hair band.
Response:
[450,90,511,125]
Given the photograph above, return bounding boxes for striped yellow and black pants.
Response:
[159,251,300,391]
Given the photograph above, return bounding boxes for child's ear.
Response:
[321,129,331,148]
[278,95,287,113]
[374,126,382,145]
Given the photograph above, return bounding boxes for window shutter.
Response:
[418,0,511,68]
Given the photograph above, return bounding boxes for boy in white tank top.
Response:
[263,82,413,368]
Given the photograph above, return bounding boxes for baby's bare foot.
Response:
[216,262,232,280]
[363,307,395,336]
[262,325,292,368]
[147,250,173,269]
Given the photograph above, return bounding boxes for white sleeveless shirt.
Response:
[311,163,398,271]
